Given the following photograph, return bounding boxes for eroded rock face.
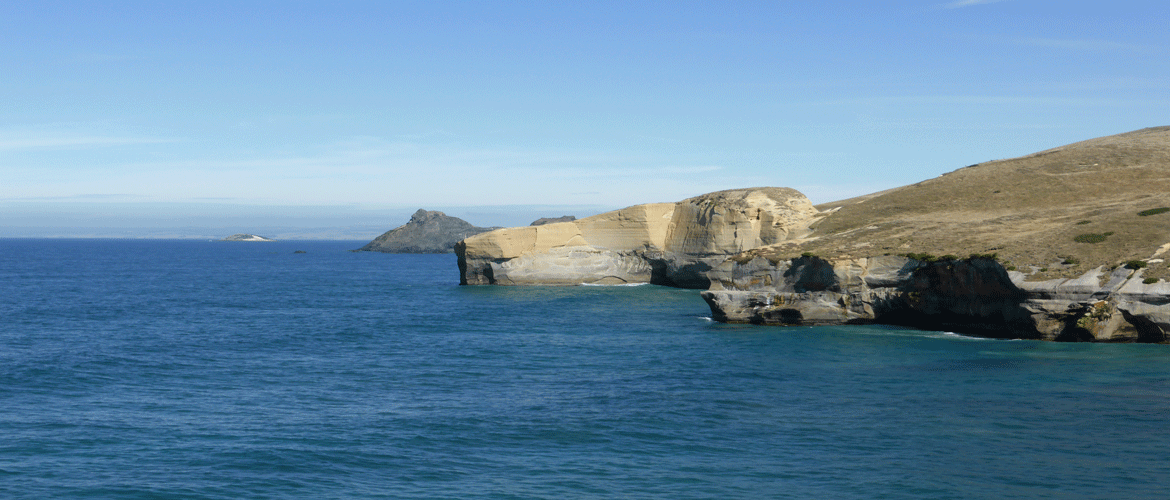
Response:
[455,187,819,287]
[456,204,674,285]
[701,255,1170,342]
[659,187,819,287]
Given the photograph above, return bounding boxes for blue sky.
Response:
[2,1,1167,236]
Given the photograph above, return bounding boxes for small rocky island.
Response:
[356,209,497,254]
[456,126,1170,342]
[221,234,276,242]
[530,215,576,226]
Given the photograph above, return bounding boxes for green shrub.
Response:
[1074,232,1114,244]
[1006,265,1017,271]
[1062,256,1080,265]
[903,252,938,263]
[800,252,817,258]
[1076,220,1091,225]
[1124,260,1148,270]
[968,253,998,261]
[1138,207,1170,217]
[1039,267,1048,272]
[1144,277,1159,284]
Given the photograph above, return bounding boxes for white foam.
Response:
[578,282,650,287]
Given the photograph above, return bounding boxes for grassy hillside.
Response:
[748,126,1170,281]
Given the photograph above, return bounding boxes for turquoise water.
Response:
[1,239,1168,499]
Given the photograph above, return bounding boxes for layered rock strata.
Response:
[456,187,819,287]
[701,255,1170,342]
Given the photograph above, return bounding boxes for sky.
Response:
[2,0,1168,237]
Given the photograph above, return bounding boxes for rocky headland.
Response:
[456,187,818,287]
[457,126,1170,342]
[358,209,496,254]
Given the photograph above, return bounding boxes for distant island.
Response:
[455,126,1170,343]
[221,234,276,242]
[530,215,576,226]
[356,209,497,254]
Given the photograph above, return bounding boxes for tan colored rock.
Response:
[457,203,676,285]
[456,188,819,287]
[575,203,676,251]
[659,187,820,287]
[665,187,818,256]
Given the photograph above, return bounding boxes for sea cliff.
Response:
[455,126,1170,342]
[701,254,1170,342]
[456,187,818,287]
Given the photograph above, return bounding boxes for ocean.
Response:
[1,239,1168,499]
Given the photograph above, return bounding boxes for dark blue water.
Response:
[2,239,1168,499]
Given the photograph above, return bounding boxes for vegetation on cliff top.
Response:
[743,126,1170,281]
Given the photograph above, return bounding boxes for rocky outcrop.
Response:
[358,209,495,254]
[659,187,818,287]
[701,255,1170,342]
[222,233,275,241]
[530,216,576,226]
[457,203,675,285]
[690,126,1170,342]
[456,188,820,287]
[455,127,1170,342]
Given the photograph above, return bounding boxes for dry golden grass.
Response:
[752,126,1170,281]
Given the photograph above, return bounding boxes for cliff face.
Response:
[692,126,1170,342]
[701,255,1170,342]
[454,126,1170,342]
[456,187,819,287]
[456,203,675,285]
[359,209,495,254]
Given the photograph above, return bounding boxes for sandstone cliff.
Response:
[698,126,1170,342]
[455,126,1170,342]
[456,187,819,287]
[358,209,495,254]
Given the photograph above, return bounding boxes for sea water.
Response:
[1,239,1168,499]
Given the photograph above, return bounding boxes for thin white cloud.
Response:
[0,125,177,151]
[1017,37,1145,52]
[943,0,1009,8]
[5,193,148,202]
[798,95,1169,108]
[18,136,724,207]
[0,136,174,151]
[72,52,142,63]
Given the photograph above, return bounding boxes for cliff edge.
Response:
[456,187,818,287]
[455,126,1170,342]
[701,126,1170,342]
